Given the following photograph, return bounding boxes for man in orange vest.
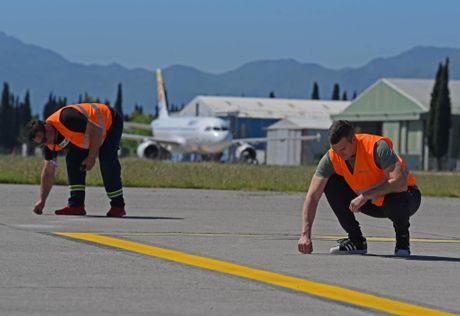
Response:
[25,103,126,217]
[297,120,421,257]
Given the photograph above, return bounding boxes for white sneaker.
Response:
[329,238,367,255]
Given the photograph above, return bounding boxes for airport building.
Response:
[265,117,332,165]
[333,78,460,170]
[178,96,350,165]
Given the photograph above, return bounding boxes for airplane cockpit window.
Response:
[205,126,228,132]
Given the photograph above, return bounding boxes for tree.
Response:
[428,59,452,170]
[311,82,320,100]
[331,83,340,100]
[82,92,95,103]
[57,97,67,109]
[428,63,442,154]
[18,90,32,145]
[0,82,15,150]
[342,91,348,101]
[352,91,358,100]
[269,91,276,98]
[114,83,123,117]
[43,93,57,119]
[22,90,32,127]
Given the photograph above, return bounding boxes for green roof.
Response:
[333,78,460,121]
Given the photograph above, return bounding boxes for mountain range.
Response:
[1,31,460,116]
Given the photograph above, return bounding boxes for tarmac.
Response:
[0,183,459,315]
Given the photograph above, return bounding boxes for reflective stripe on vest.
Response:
[74,103,106,148]
[328,134,416,206]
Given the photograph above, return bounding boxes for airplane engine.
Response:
[235,143,258,164]
[137,141,160,159]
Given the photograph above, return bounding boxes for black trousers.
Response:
[324,174,421,241]
[66,110,125,208]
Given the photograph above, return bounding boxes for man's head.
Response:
[328,120,357,160]
[25,119,55,146]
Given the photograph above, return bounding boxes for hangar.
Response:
[332,78,460,170]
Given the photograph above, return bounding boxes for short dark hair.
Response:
[24,119,46,143]
[328,120,355,144]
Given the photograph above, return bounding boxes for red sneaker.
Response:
[55,205,86,216]
[106,207,126,217]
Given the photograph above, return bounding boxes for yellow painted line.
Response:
[93,232,460,244]
[97,232,275,238]
[54,232,454,316]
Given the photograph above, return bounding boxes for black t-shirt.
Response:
[43,108,88,160]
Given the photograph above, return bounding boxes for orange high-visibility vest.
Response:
[328,134,416,206]
[46,103,113,151]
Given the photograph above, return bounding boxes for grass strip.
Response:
[0,155,459,197]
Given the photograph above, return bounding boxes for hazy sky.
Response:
[2,0,460,73]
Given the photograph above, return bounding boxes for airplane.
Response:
[122,69,320,163]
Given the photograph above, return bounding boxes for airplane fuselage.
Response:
[151,116,232,154]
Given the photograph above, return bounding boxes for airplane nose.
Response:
[222,132,232,144]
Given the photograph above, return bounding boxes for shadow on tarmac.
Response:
[84,215,184,220]
[365,254,460,262]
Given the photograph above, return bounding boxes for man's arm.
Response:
[298,175,329,254]
[349,161,407,212]
[81,120,103,171]
[364,161,408,199]
[33,160,56,214]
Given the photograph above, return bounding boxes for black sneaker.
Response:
[395,232,411,257]
[329,238,367,255]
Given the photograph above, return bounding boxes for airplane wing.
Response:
[124,122,152,131]
[232,133,321,145]
[122,133,186,146]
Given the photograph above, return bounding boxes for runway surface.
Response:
[1,183,459,315]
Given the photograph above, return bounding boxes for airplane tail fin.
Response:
[156,69,169,119]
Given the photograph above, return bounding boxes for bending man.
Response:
[26,102,126,217]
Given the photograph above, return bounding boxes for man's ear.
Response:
[349,134,356,144]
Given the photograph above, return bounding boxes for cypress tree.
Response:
[352,91,357,100]
[114,83,123,117]
[19,90,32,145]
[331,83,340,100]
[0,82,15,150]
[428,59,452,170]
[428,63,443,156]
[269,91,276,98]
[43,93,57,119]
[11,96,19,147]
[22,90,32,127]
[82,92,95,103]
[57,97,67,110]
[311,82,320,100]
[342,91,348,101]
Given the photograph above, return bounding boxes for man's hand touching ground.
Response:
[298,234,313,254]
[33,200,45,215]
